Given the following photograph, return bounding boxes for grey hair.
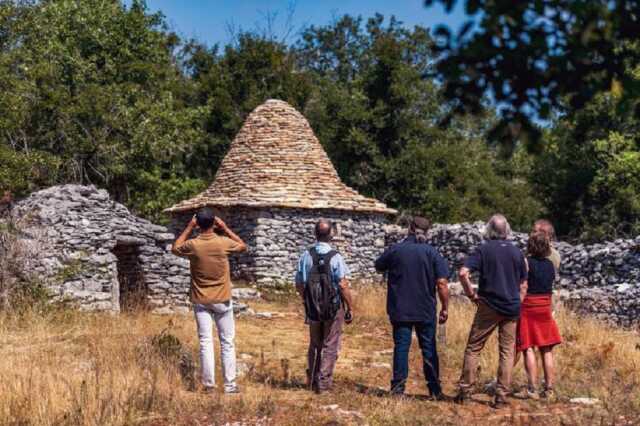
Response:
[484,214,511,240]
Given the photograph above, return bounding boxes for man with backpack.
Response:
[295,219,353,394]
[374,216,449,399]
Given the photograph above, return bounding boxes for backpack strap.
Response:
[308,246,338,273]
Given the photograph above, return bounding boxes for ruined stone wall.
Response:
[385,222,640,327]
[170,207,389,286]
[11,185,191,313]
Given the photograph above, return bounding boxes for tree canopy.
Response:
[424,0,640,148]
[1,0,638,240]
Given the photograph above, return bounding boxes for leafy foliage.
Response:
[297,15,540,228]
[3,1,637,238]
[424,0,640,147]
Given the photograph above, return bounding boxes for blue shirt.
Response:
[527,256,555,295]
[464,239,527,318]
[295,242,350,292]
[375,236,449,323]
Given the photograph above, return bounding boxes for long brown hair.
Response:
[527,231,551,258]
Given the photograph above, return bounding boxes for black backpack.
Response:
[303,246,341,322]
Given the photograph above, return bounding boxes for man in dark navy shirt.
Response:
[375,216,449,398]
[455,214,528,408]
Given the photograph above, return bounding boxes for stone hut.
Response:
[9,185,191,313]
[165,99,397,285]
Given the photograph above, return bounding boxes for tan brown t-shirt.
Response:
[172,233,244,304]
[548,247,561,273]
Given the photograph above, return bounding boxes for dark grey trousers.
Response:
[307,307,345,391]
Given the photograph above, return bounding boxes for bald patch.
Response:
[315,219,332,241]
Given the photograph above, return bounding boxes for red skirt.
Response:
[516,294,562,351]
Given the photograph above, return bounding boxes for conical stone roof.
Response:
[166,99,396,215]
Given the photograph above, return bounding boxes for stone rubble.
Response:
[9,184,191,314]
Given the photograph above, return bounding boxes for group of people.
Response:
[172,209,562,408]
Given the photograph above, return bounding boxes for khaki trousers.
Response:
[459,301,517,397]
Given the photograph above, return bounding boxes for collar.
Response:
[198,232,218,240]
[315,241,332,248]
[403,235,418,243]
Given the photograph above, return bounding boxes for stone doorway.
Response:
[113,243,147,312]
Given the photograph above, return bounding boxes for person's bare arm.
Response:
[339,279,353,311]
[520,280,528,302]
[172,215,197,254]
[215,217,247,252]
[437,278,449,324]
[459,267,479,304]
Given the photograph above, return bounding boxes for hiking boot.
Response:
[492,394,510,409]
[513,386,540,400]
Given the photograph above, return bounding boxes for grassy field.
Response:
[1,285,639,425]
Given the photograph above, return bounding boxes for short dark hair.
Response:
[410,216,431,232]
[196,208,215,230]
[315,219,332,241]
[527,231,551,258]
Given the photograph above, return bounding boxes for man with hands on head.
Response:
[374,216,449,400]
[172,208,247,394]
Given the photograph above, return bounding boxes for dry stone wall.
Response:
[385,222,640,327]
[170,207,388,285]
[10,185,191,313]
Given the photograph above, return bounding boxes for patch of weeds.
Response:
[54,257,86,282]
[148,326,196,391]
[256,395,277,417]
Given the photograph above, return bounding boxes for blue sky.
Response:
[135,0,467,46]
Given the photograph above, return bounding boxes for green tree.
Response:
[298,15,541,228]
[183,33,314,178]
[532,89,640,240]
[424,0,640,147]
[0,0,207,221]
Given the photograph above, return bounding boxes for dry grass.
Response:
[1,285,639,425]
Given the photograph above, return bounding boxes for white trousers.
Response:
[193,300,237,391]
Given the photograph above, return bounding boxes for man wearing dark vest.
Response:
[295,219,353,394]
[375,216,450,399]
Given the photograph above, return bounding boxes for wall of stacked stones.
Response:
[11,185,192,314]
[385,222,640,327]
[170,207,259,283]
[252,208,387,285]
[171,207,389,286]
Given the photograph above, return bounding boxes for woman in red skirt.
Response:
[516,231,562,400]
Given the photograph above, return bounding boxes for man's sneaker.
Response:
[389,383,405,397]
[224,386,240,394]
[429,392,447,402]
[492,394,510,409]
[541,387,557,402]
[513,386,540,400]
[454,390,471,405]
[202,386,216,394]
[483,379,497,396]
